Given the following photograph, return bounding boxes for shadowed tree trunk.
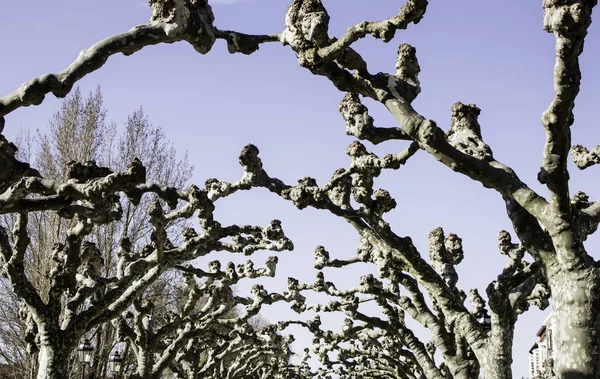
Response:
[550,268,600,377]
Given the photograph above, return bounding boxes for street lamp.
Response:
[108,350,123,378]
[475,308,491,326]
[78,339,94,379]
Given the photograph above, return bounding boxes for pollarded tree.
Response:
[267,1,600,377]
[201,143,551,379]
[177,323,296,379]
[0,87,194,379]
[113,256,280,379]
[0,139,293,379]
[1,0,600,378]
[281,313,432,379]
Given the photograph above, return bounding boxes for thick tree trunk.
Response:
[448,361,480,379]
[551,268,600,379]
[135,349,152,379]
[36,344,71,379]
[467,318,513,379]
[444,341,480,379]
[477,348,513,379]
[35,327,77,379]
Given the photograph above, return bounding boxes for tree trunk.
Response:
[477,349,513,379]
[34,327,77,379]
[135,349,152,379]
[440,335,480,379]
[89,329,103,379]
[551,268,600,379]
[29,352,39,379]
[447,361,480,379]
[36,344,71,379]
[477,325,514,379]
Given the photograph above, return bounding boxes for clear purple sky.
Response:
[2,1,600,377]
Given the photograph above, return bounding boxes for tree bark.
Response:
[135,348,152,379]
[446,357,480,379]
[476,344,513,379]
[475,317,514,379]
[36,340,72,379]
[550,268,600,379]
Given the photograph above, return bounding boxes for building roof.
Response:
[529,342,539,354]
[536,324,547,338]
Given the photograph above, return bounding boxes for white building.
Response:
[528,313,556,378]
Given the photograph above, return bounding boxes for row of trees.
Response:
[0,88,297,379]
[0,0,599,378]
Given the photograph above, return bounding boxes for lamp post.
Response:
[78,339,94,379]
[475,308,491,326]
[108,350,123,378]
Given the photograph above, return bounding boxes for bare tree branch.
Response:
[0,0,280,120]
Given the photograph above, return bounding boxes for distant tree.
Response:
[113,257,280,379]
[281,314,431,379]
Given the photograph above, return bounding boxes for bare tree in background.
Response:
[0,0,599,378]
